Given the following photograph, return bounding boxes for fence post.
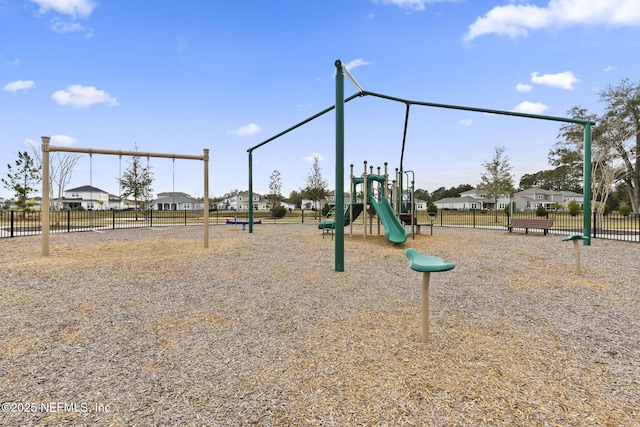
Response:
[10,210,14,237]
[302,209,304,224]
[592,211,597,238]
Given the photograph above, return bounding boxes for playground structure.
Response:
[318,161,409,244]
[248,59,596,271]
[40,136,210,256]
[226,217,262,230]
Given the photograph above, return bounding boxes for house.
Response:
[63,185,122,210]
[154,192,201,210]
[433,186,584,212]
[433,196,486,210]
[222,191,270,211]
[512,187,584,211]
[320,191,352,209]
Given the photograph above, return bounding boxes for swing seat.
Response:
[405,248,455,273]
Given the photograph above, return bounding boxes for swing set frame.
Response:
[40,136,210,256]
[248,60,597,272]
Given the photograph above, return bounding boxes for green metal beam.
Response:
[363,91,596,126]
[335,60,345,272]
[583,123,592,245]
[248,150,253,233]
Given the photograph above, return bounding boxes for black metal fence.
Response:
[1,208,639,243]
[0,209,320,238]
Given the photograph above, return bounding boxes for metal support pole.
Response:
[203,148,209,248]
[248,150,254,233]
[421,272,431,343]
[583,123,592,245]
[350,164,354,236]
[41,136,51,256]
[363,161,368,239]
[335,60,345,272]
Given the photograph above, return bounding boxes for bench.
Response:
[508,218,553,235]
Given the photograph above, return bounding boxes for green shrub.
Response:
[272,203,287,219]
[535,205,547,217]
[619,204,631,217]
[321,203,332,217]
[567,200,581,216]
[427,202,437,214]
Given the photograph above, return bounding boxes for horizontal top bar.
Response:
[43,143,206,161]
[363,91,597,126]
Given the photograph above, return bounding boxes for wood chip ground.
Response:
[1,224,639,426]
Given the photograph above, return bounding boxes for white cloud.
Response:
[604,65,617,72]
[513,101,549,114]
[51,85,119,108]
[531,71,578,90]
[458,119,473,127]
[30,0,97,18]
[344,58,372,71]
[516,83,533,92]
[24,134,77,147]
[464,0,640,41]
[51,18,85,34]
[229,123,262,137]
[3,80,35,92]
[304,152,325,163]
[5,59,20,67]
[373,0,455,12]
[51,134,77,146]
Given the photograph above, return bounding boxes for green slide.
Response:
[318,203,364,230]
[368,196,408,244]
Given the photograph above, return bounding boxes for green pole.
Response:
[248,150,254,233]
[583,123,592,245]
[335,59,345,272]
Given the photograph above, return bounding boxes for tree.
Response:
[2,151,41,210]
[430,184,473,202]
[302,154,328,218]
[267,170,283,215]
[550,79,640,214]
[118,147,154,211]
[287,190,303,209]
[598,78,640,213]
[518,166,582,192]
[28,142,81,211]
[479,145,515,221]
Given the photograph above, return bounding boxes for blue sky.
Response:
[2,0,639,200]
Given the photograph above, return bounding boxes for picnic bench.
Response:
[508,218,554,235]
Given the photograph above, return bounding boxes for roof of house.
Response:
[66,185,109,193]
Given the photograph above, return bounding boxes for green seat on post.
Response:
[562,234,587,275]
[406,248,455,273]
[405,248,455,343]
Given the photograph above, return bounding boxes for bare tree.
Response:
[479,145,515,221]
[302,154,328,218]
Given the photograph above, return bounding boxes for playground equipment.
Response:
[247,60,597,272]
[40,137,210,256]
[226,217,262,230]
[318,203,364,240]
[348,161,408,244]
[319,161,410,244]
[405,248,455,343]
[562,234,588,275]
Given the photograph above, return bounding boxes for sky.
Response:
[2,0,640,200]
